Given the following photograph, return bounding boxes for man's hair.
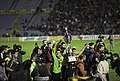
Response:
[47,42,51,45]
[96,44,104,50]
[42,40,46,43]
[112,53,119,58]
[89,42,94,46]
[61,42,65,45]
[0,45,10,52]
[72,48,76,51]
[79,54,84,60]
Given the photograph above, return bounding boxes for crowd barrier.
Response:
[0,35,120,42]
[0,37,19,42]
[78,35,120,40]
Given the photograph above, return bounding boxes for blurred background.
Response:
[0,0,120,37]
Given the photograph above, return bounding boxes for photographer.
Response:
[0,45,10,59]
[0,45,10,81]
[111,53,120,76]
[13,44,26,64]
[8,50,20,81]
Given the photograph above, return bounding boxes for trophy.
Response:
[64,28,76,78]
[64,27,72,55]
[64,27,71,43]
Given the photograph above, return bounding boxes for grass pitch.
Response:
[0,39,120,81]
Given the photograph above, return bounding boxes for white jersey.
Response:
[97,60,109,75]
[94,60,109,81]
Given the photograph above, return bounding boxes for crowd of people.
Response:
[0,44,26,81]
[0,34,120,81]
[1,0,120,37]
[37,0,120,36]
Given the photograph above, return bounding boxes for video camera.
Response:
[13,44,26,55]
[13,44,22,51]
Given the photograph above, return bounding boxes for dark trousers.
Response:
[51,72,61,81]
[66,65,76,78]
[61,66,67,81]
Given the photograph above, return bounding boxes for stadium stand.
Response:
[0,0,120,36]
[45,0,120,35]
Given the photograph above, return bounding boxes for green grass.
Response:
[0,39,120,81]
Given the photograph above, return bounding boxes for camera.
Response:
[13,44,22,51]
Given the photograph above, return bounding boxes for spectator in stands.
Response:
[40,0,120,35]
[0,0,120,36]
